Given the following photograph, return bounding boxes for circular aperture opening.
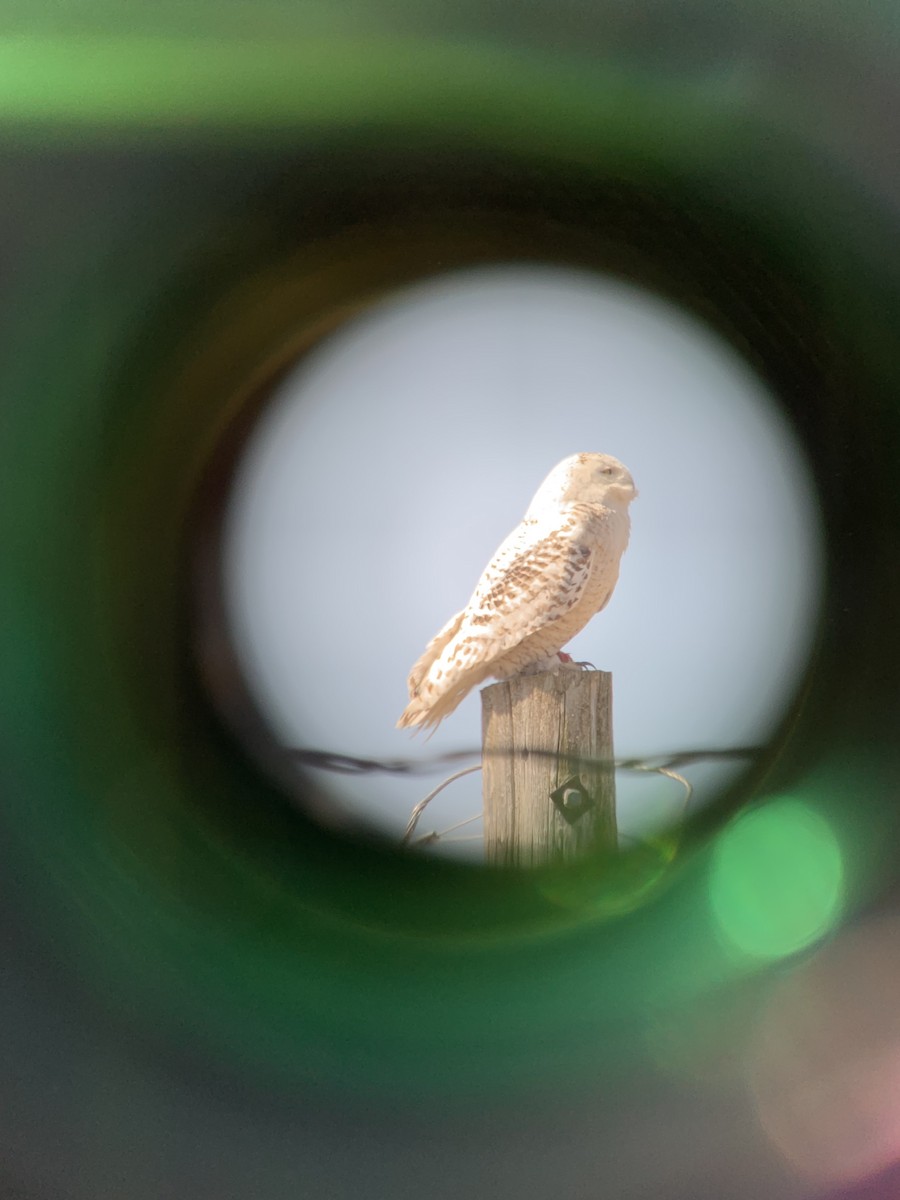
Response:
[212,262,823,859]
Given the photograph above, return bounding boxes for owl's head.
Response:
[526,452,637,516]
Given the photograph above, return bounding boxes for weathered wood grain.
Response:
[481,670,616,867]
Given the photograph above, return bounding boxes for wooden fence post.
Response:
[481,670,616,867]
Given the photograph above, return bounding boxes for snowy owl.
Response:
[397,452,637,731]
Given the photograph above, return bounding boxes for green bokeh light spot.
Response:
[709,800,844,962]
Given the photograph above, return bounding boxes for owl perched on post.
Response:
[397,452,637,731]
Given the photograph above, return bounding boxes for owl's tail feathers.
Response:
[397,611,466,732]
[405,610,465,696]
[396,696,439,732]
[396,681,470,732]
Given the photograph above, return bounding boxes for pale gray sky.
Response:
[222,264,823,857]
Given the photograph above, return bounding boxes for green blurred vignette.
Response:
[0,28,899,1101]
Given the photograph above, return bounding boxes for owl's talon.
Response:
[558,652,595,670]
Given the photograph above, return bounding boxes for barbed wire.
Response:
[287,743,760,850]
[288,747,482,776]
[289,744,762,776]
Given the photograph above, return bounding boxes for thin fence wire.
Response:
[403,759,696,847]
[402,764,482,845]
